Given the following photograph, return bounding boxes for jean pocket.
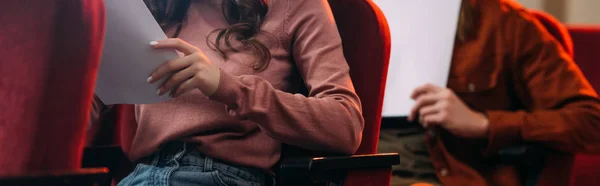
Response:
[210,170,260,186]
[118,164,154,186]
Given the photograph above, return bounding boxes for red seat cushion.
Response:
[0,1,104,175]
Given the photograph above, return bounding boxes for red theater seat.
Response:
[568,26,600,186]
[84,0,399,186]
[0,0,107,185]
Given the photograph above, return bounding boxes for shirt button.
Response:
[439,168,449,176]
[468,83,476,92]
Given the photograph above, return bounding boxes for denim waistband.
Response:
[139,141,267,184]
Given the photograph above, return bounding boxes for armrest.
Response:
[83,145,137,184]
[278,153,400,184]
[381,118,548,166]
[0,168,109,186]
[494,145,549,186]
[493,145,549,166]
[82,145,127,170]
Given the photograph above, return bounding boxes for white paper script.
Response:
[372,0,462,117]
[95,0,179,105]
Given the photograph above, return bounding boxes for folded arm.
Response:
[209,0,364,154]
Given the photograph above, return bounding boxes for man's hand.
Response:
[408,84,489,139]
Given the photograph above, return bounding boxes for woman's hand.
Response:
[407,84,489,139]
[147,38,221,97]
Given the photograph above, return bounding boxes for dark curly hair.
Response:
[144,0,271,70]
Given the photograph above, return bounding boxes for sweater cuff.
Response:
[209,70,241,109]
[483,111,523,156]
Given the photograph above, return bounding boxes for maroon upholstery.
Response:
[568,26,600,186]
[329,0,390,157]
[0,0,105,175]
[328,0,391,185]
[569,27,600,84]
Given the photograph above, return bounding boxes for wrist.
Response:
[203,68,222,97]
[478,112,490,138]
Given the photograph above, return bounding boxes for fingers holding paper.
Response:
[410,83,443,100]
[150,38,197,55]
[408,84,490,139]
[147,38,221,97]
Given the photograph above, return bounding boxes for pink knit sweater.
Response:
[131,0,364,172]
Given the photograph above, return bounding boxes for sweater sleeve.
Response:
[484,11,600,155]
[209,0,364,154]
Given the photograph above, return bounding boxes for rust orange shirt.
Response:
[431,1,600,186]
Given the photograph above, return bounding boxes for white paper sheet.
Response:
[95,0,179,105]
[372,0,462,117]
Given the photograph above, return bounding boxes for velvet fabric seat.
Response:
[0,0,105,175]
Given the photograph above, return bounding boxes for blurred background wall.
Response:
[516,0,600,25]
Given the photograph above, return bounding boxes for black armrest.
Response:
[492,145,549,166]
[82,145,127,170]
[381,117,549,166]
[278,153,400,184]
[83,145,136,180]
[83,145,135,185]
[493,145,550,186]
[0,168,109,186]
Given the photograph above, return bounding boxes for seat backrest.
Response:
[324,1,392,186]
[569,27,600,87]
[567,26,600,186]
[0,0,105,175]
[328,0,391,156]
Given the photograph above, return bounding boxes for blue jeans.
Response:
[118,142,271,186]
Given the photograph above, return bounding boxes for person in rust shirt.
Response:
[379,0,600,186]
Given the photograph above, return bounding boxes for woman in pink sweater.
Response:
[92,0,365,185]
